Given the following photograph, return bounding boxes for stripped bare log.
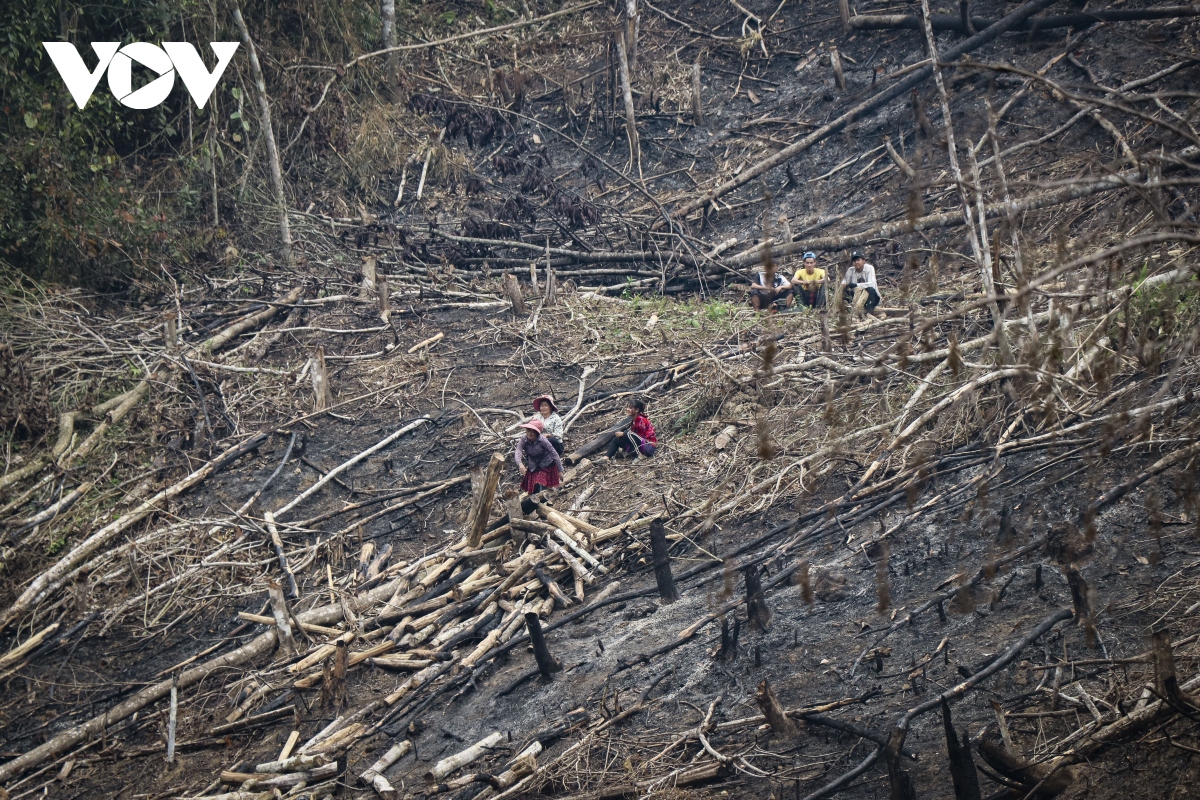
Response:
[0,432,267,634]
[426,731,503,782]
[200,285,306,354]
[360,738,411,796]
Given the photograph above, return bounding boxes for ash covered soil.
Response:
[2,1,1200,799]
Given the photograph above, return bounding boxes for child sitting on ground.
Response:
[606,398,658,459]
[515,417,563,494]
[534,394,565,455]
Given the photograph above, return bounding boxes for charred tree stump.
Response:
[959,0,976,33]
[715,616,739,661]
[544,265,557,306]
[322,639,349,709]
[648,520,678,603]
[691,61,703,126]
[466,452,505,548]
[1153,628,1200,713]
[357,541,375,584]
[361,256,377,298]
[1066,566,1099,645]
[378,273,390,323]
[755,679,798,738]
[942,699,982,800]
[885,726,917,800]
[524,612,562,678]
[502,273,526,315]
[311,345,333,411]
[267,580,298,655]
[830,46,846,92]
[745,565,771,632]
[1066,567,1090,622]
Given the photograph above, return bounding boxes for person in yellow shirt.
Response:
[792,252,827,310]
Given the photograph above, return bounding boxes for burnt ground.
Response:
[4,299,1199,800]
[2,0,1200,799]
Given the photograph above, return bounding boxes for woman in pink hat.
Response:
[533,394,565,455]
[514,417,564,494]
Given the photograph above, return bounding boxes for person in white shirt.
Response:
[840,251,881,317]
[749,269,794,312]
[533,395,565,455]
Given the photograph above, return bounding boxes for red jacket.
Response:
[630,414,657,444]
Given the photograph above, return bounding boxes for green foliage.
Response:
[1110,265,1199,370]
[668,388,724,436]
[0,0,195,287]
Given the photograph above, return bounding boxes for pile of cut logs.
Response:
[183,458,655,800]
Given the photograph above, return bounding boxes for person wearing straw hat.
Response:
[533,394,565,455]
[514,417,563,494]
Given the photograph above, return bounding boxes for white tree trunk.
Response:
[233,6,294,266]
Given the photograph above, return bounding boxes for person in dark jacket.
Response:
[514,417,564,493]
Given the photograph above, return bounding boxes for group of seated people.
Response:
[514,395,657,494]
[750,251,881,317]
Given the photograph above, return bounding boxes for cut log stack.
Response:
[179,486,646,799]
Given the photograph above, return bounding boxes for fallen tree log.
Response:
[0,431,268,635]
[661,0,1065,225]
[0,569,410,783]
[849,5,1200,34]
[272,415,432,518]
[199,285,305,354]
[724,170,1198,267]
